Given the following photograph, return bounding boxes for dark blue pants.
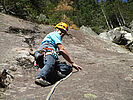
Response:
[36,55,56,80]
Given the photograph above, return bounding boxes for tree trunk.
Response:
[101,6,111,30]
[109,20,114,29]
[118,7,126,25]
[94,0,98,4]
[115,13,122,26]
[1,0,8,13]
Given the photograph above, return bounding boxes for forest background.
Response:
[0,0,133,33]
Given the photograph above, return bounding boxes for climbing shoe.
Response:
[35,78,51,86]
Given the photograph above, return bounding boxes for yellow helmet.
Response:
[55,22,68,31]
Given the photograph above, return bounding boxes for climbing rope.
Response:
[46,72,73,100]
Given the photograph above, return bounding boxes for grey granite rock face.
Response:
[80,25,98,36]
[0,13,133,100]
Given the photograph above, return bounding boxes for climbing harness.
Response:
[41,48,57,59]
[46,72,73,100]
[33,47,57,68]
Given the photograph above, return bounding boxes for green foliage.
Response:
[124,1,133,25]
[0,0,133,32]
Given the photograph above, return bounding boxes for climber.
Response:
[34,22,82,86]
